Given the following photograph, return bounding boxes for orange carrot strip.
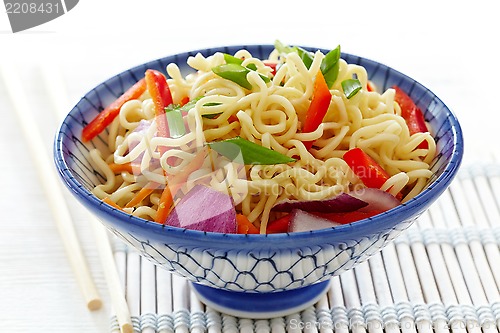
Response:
[108,162,134,174]
[102,197,123,211]
[236,214,259,234]
[179,96,190,106]
[155,185,176,224]
[125,182,161,208]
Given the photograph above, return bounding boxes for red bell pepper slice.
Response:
[82,78,146,142]
[266,213,292,234]
[145,69,176,224]
[302,71,332,150]
[393,86,428,149]
[144,69,174,154]
[343,147,390,189]
[263,61,278,76]
[366,81,375,92]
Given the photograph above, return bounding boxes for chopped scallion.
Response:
[223,53,243,65]
[296,47,314,69]
[213,63,252,89]
[207,137,296,165]
[274,41,341,88]
[165,108,186,138]
[342,79,362,99]
[321,45,341,89]
[212,63,270,90]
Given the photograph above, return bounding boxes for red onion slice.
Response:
[272,192,368,213]
[289,209,341,232]
[286,188,401,232]
[348,188,401,212]
[165,185,237,233]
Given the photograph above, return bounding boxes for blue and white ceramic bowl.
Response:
[54,44,463,318]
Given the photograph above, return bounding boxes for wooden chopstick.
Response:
[93,220,133,333]
[111,241,129,333]
[40,64,133,333]
[0,64,102,311]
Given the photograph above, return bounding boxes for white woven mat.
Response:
[109,164,500,333]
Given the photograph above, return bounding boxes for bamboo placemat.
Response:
[108,164,500,333]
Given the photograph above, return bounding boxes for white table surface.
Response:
[1,1,499,332]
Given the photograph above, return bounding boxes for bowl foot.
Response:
[191,280,331,319]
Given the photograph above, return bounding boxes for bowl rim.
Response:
[54,44,464,244]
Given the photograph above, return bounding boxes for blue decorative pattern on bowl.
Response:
[54,45,463,296]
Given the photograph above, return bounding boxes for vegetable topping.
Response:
[207,137,296,165]
[343,147,390,190]
[164,185,237,233]
[302,71,332,150]
[82,78,146,142]
[393,85,429,149]
[272,192,368,213]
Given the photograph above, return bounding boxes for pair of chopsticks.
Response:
[0,65,133,333]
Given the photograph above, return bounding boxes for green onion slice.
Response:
[165,107,186,138]
[213,63,252,89]
[223,53,243,65]
[321,45,341,89]
[213,63,270,90]
[207,137,296,165]
[296,47,314,69]
[274,40,296,54]
[342,79,362,99]
[168,96,223,119]
[275,40,314,69]
[223,53,258,71]
[275,40,341,88]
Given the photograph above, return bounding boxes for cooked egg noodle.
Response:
[88,48,436,233]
